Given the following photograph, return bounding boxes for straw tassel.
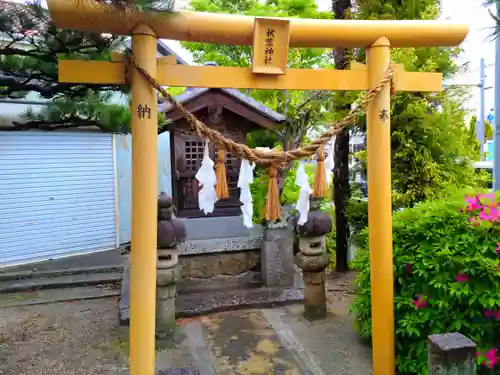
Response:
[312,144,328,198]
[264,164,281,222]
[215,146,229,200]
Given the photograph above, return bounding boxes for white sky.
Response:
[439,0,497,116]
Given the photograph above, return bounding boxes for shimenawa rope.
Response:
[125,50,394,166]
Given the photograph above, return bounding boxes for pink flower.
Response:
[465,194,483,212]
[465,194,480,206]
[467,204,482,212]
[479,348,498,369]
[464,193,500,223]
[479,210,491,221]
[482,207,500,222]
[497,243,500,255]
[484,310,500,320]
[404,264,413,274]
[455,273,469,283]
[479,193,496,202]
[412,295,427,309]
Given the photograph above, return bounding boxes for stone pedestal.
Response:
[295,248,329,320]
[155,194,185,338]
[295,208,332,320]
[261,205,295,288]
[156,248,181,338]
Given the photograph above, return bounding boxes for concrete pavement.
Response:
[155,304,372,375]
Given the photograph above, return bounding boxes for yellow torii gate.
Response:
[45,1,468,374]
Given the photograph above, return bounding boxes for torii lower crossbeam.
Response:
[58,59,443,92]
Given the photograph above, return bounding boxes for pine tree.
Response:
[0,0,174,132]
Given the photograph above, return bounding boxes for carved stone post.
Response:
[295,200,332,320]
[261,204,295,288]
[156,193,186,338]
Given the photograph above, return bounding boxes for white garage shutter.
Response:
[0,131,117,267]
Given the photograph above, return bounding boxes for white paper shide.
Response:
[295,160,312,226]
[324,138,335,185]
[237,159,255,228]
[195,140,218,214]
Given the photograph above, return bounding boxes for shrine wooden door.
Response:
[173,132,243,218]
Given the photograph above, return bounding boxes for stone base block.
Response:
[180,250,260,279]
[303,273,327,321]
[118,263,303,325]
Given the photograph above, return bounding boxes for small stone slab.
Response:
[177,286,303,316]
[428,333,476,375]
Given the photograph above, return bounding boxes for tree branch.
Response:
[296,90,330,112]
[0,75,121,99]
[0,76,57,98]
[0,47,56,63]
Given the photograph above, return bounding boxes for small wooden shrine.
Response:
[161,86,286,218]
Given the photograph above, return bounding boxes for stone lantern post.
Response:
[156,193,186,338]
[295,201,332,320]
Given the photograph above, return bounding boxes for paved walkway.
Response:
[157,304,372,375]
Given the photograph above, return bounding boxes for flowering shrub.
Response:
[350,190,500,374]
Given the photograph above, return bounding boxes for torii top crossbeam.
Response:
[48,0,468,48]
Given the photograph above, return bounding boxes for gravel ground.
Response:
[325,271,357,316]
[0,297,129,375]
[0,272,359,375]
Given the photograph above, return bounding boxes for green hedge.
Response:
[250,162,317,224]
[350,190,500,374]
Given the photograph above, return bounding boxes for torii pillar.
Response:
[129,23,158,372]
[45,1,468,374]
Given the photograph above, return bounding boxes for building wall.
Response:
[0,130,117,267]
[115,131,172,244]
[486,140,494,161]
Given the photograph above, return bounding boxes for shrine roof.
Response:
[159,87,286,123]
